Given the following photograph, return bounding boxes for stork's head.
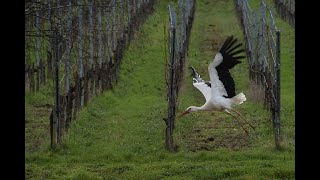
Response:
[177,106,198,118]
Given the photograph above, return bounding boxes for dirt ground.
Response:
[25,105,52,152]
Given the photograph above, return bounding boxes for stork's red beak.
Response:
[177,110,189,118]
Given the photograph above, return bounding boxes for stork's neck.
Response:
[193,105,210,111]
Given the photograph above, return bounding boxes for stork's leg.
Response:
[228,108,255,130]
[224,109,249,136]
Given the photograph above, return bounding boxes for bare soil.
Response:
[25,105,52,152]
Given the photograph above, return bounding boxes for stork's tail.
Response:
[231,92,246,105]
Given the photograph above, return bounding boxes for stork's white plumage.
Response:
[178,36,254,135]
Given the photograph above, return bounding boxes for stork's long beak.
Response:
[177,110,189,118]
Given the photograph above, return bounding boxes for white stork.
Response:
[178,36,254,135]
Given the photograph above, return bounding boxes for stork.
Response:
[178,36,254,135]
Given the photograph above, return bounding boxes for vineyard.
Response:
[25,0,156,146]
[25,0,295,179]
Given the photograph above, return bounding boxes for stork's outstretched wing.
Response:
[190,66,211,102]
[193,82,211,102]
[208,36,245,98]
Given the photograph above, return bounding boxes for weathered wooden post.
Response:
[166,3,177,152]
[98,6,103,94]
[78,0,84,108]
[54,29,61,145]
[127,0,131,26]
[275,30,281,150]
[30,63,35,93]
[106,6,112,89]
[35,11,41,91]
[50,109,54,147]
[133,0,136,15]
[88,0,94,100]
[65,0,72,131]
[119,0,124,39]
[112,0,117,52]
[47,0,53,79]
[106,7,111,65]
[40,59,46,85]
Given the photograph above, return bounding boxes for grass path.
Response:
[26,0,294,179]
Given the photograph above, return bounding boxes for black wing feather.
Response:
[226,43,243,54]
[219,36,233,53]
[229,49,245,56]
[216,36,245,98]
[223,38,238,53]
[216,70,235,98]
[233,55,246,60]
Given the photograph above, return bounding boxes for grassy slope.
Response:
[26,0,294,179]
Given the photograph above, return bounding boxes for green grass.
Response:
[25,0,294,179]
